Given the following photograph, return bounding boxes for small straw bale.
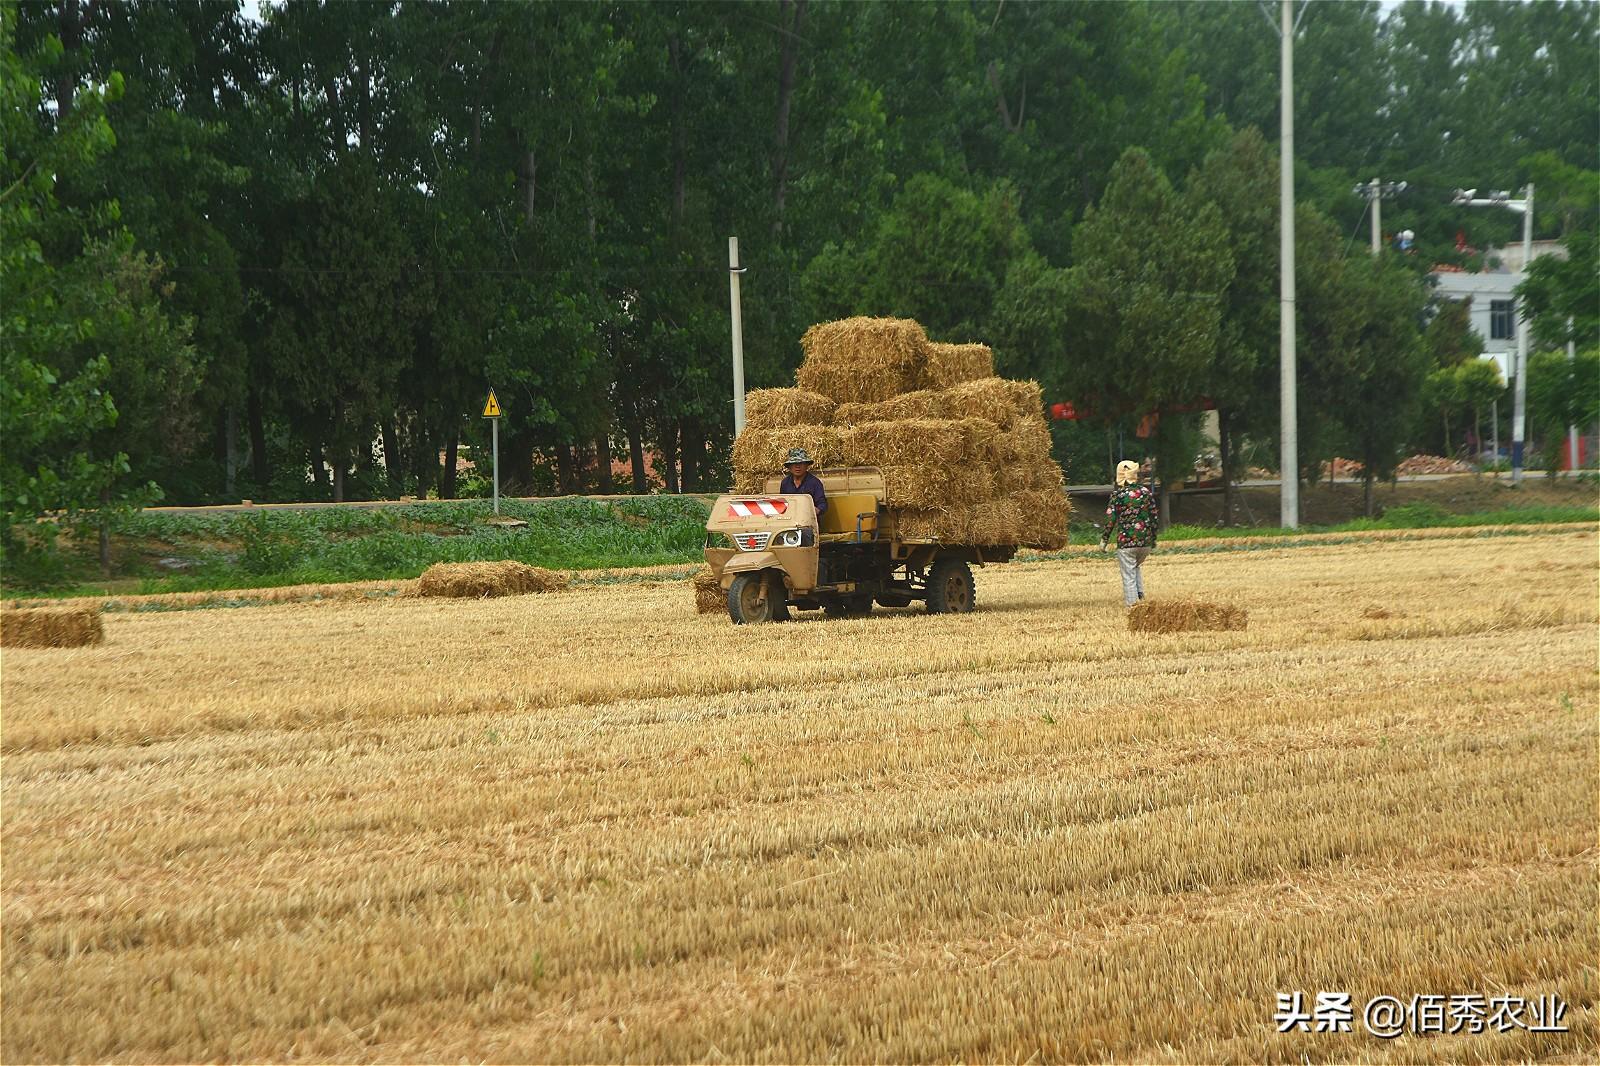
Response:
[416,561,567,598]
[797,318,930,402]
[926,342,995,387]
[968,497,1023,545]
[796,363,919,406]
[995,456,1065,495]
[998,417,1054,464]
[1013,489,1073,550]
[941,377,1024,428]
[801,316,928,368]
[1127,598,1249,633]
[894,508,971,542]
[877,466,991,511]
[743,388,835,431]
[833,390,941,426]
[731,425,844,491]
[1005,378,1044,420]
[1,606,104,649]
[840,419,968,468]
[956,417,1003,464]
[691,566,725,614]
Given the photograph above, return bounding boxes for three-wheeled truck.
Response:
[703,467,1018,623]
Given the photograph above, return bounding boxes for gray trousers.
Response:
[1117,547,1150,607]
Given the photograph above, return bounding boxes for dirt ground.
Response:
[3,527,1596,1062]
[1162,474,1598,527]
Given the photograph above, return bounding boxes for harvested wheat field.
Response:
[2,528,1597,1063]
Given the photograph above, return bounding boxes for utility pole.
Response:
[1452,184,1533,485]
[1568,315,1580,473]
[1277,0,1299,528]
[1516,184,1532,484]
[728,236,747,436]
[1352,178,1407,254]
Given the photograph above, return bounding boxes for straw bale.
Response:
[833,389,944,426]
[690,566,725,614]
[1013,489,1073,550]
[995,456,1065,495]
[1127,599,1249,633]
[1005,378,1044,421]
[730,425,845,490]
[926,342,994,387]
[416,561,567,599]
[893,508,971,542]
[956,417,1003,464]
[940,377,1021,427]
[800,316,928,368]
[1,607,104,649]
[796,362,921,406]
[998,418,1054,464]
[743,388,835,431]
[968,497,1023,546]
[840,419,969,469]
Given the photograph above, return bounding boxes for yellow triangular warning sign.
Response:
[482,389,502,418]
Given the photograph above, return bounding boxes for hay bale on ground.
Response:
[1,607,104,649]
[416,561,567,598]
[1127,599,1249,633]
[926,342,995,387]
[691,566,725,614]
[743,388,835,432]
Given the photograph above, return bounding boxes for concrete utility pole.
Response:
[1568,316,1580,473]
[1278,0,1299,528]
[1452,185,1533,485]
[1516,184,1532,484]
[1353,178,1407,254]
[728,236,747,436]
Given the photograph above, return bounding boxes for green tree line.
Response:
[3,0,1596,573]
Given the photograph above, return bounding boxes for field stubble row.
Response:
[2,528,1596,1062]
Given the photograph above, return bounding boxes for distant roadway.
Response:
[141,472,1567,517]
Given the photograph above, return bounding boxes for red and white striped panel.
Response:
[727,498,788,518]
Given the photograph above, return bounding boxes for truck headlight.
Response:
[775,528,804,547]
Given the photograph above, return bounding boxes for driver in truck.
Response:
[779,447,828,520]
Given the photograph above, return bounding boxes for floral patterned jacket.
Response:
[1104,484,1158,549]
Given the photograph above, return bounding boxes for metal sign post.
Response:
[483,389,502,514]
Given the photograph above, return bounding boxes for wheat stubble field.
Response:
[2,528,1597,1063]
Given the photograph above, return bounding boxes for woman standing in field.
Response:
[1100,460,1157,607]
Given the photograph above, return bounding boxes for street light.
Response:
[1451,183,1534,485]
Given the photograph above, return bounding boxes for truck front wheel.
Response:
[926,558,975,614]
[727,572,791,624]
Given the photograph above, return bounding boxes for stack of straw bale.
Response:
[0,606,105,648]
[416,561,568,598]
[731,317,1070,548]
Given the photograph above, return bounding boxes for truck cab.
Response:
[705,467,1002,623]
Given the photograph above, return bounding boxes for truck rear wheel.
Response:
[727,572,790,624]
[926,558,975,614]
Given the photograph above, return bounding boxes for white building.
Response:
[1430,240,1566,381]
